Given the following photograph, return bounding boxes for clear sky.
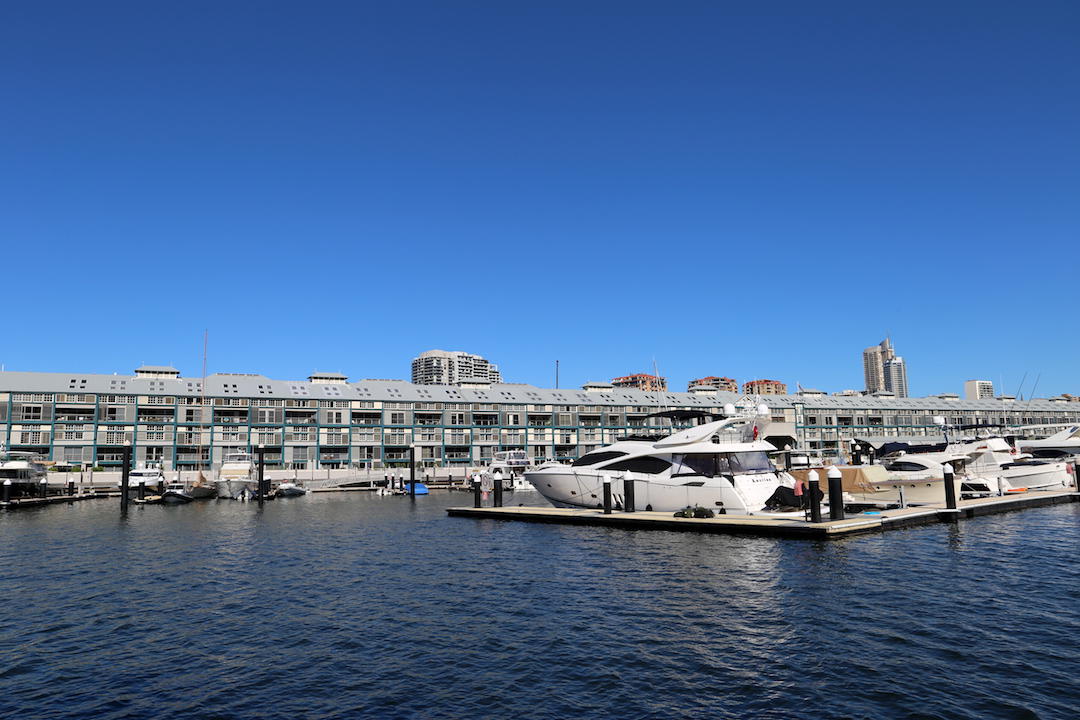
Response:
[3,1,1078,398]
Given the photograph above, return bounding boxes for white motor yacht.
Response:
[1018,426,1080,460]
[214,451,256,499]
[126,465,165,495]
[957,437,1070,493]
[0,451,48,496]
[525,406,795,514]
[487,450,534,492]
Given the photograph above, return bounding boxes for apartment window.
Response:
[505,414,520,425]
[326,411,344,424]
[450,413,467,425]
[21,406,42,421]
[389,412,406,425]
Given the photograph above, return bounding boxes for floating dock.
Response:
[447,490,1080,539]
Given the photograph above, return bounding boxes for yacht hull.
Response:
[161,491,193,504]
[188,484,218,500]
[526,467,781,514]
[215,478,255,500]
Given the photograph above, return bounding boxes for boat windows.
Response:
[671,454,725,478]
[886,461,930,472]
[572,451,627,467]
[672,452,773,477]
[603,456,671,474]
[727,451,773,474]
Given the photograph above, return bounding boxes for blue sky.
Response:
[2,1,1078,397]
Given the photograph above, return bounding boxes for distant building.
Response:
[833,389,865,397]
[796,388,826,398]
[1062,394,1080,403]
[134,365,181,379]
[863,338,908,397]
[411,350,502,386]
[743,379,787,395]
[611,373,667,392]
[687,376,738,393]
[309,372,348,384]
[964,380,995,401]
[582,381,615,393]
[884,357,909,398]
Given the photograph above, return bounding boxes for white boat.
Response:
[125,465,165,495]
[161,481,193,504]
[525,407,795,514]
[487,450,535,492]
[214,451,256,499]
[1018,426,1080,460]
[956,437,1071,493]
[0,451,48,496]
[275,481,307,498]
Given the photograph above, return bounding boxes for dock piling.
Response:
[807,469,822,523]
[120,444,131,514]
[256,446,266,505]
[2,479,10,504]
[602,477,612,514]
[39,478,48,499]
[409,447,416,501]
[623,474,635,513]
[827,466,844,520]
[472,478,482,508]
[138,480,146,501]
[67,479,75,496]
[943,463,957,510]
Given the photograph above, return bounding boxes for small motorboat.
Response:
[275,482,308,498]
[161,481,193,504]
[405,482,429,495]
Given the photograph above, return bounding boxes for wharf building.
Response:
[411,350,501,386]
[2,365,1079,470]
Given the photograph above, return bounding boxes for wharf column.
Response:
[2,479,10,504]
[827,466,844,521]
[493,471,503,508]
[807,469,822,523]
[138,480,146,501]
[256,446,266,506]
[39,478,48,499]
[120,444,132,514]
[943,463,957,510]
[409,447,416,501]
[623,473,635,513]
[602,477,612,514]
[472,477,482,508]
[67,479,75,496]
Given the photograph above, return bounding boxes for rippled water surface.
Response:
[2,492,1079,719]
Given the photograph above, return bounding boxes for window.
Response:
[604,456,671,474]
[572,451,627,467]
[671,453,725,477]
[389,412,406,425]
[727,451,773,474]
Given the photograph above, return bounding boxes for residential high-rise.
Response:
[862,338,895,394]
[743,379,787,395]
[687,376,739,393]
[964,379,995,400]
[411,350,502,386]
[884,357,909,398]
[611,373,667,392]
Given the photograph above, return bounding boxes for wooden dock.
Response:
[447,490,1080,539]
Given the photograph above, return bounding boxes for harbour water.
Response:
[2,493,1079,719]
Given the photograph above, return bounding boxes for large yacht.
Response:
[1018,426,1080,459]
[214,451,256,499]
[956,436,1071,492]
[0,451,47,496]
[525,406,796,513]
[487,449,534,492]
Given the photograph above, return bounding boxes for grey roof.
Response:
[308,371,348,379]
[0,370,1077,413]
[135,365,180,373]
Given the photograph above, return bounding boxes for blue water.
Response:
[2,492,1079,719]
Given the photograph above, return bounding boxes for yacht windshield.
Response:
[672,452,773,476]
[728,451,773,474]
[572,451,627,467]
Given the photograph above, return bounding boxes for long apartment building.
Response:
[2,365,1079,469]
